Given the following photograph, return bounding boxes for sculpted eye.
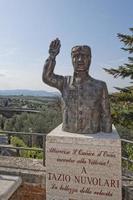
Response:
[73,55,78,61]
[73,57,76,61]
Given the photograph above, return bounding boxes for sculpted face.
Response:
[71,46,91,72]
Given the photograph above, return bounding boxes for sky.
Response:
[0,0,132,93]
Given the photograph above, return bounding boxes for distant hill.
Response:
[0,89,60,97]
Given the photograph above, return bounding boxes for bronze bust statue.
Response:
[42,38,112,134]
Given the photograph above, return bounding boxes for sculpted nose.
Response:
[78,55,82,61]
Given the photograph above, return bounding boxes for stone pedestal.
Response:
[46,124,122,200]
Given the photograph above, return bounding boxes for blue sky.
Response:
[0,0,132,93]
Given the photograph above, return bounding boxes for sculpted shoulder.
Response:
[91,77,107,88]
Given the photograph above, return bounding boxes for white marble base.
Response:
[46,124,122,200]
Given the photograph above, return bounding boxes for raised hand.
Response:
[49,38,61,59]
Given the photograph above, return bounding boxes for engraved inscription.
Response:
[47,145,121,199]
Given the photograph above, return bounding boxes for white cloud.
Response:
[0,73,5,77]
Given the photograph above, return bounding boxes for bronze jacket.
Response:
[42,57,112,134]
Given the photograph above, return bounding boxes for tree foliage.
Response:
[1,97,62,149]
[11,136,43,159]
[104,27,133,171]
[104,27,133,132]
[104,27,133,82]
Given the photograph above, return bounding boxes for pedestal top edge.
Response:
[47,124,120,141]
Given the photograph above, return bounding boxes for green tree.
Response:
[4,100,62,147]
[104,27,133,85]
[11,136,43,159]
[104,27,133,170]
[11,136,27,147]
[104,27,133,134]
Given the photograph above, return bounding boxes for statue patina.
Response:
[42,38,112,134]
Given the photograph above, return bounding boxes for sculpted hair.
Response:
[71,45,91,57]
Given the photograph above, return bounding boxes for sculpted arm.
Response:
[42,38,64,91]
[101,83,112,133]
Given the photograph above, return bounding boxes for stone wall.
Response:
[0,156,46,200]
[0,156,46,185]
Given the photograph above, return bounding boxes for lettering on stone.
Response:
[47,147,117,168]
[47,145,120,198]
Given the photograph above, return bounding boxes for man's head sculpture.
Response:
[71,46,91,72]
